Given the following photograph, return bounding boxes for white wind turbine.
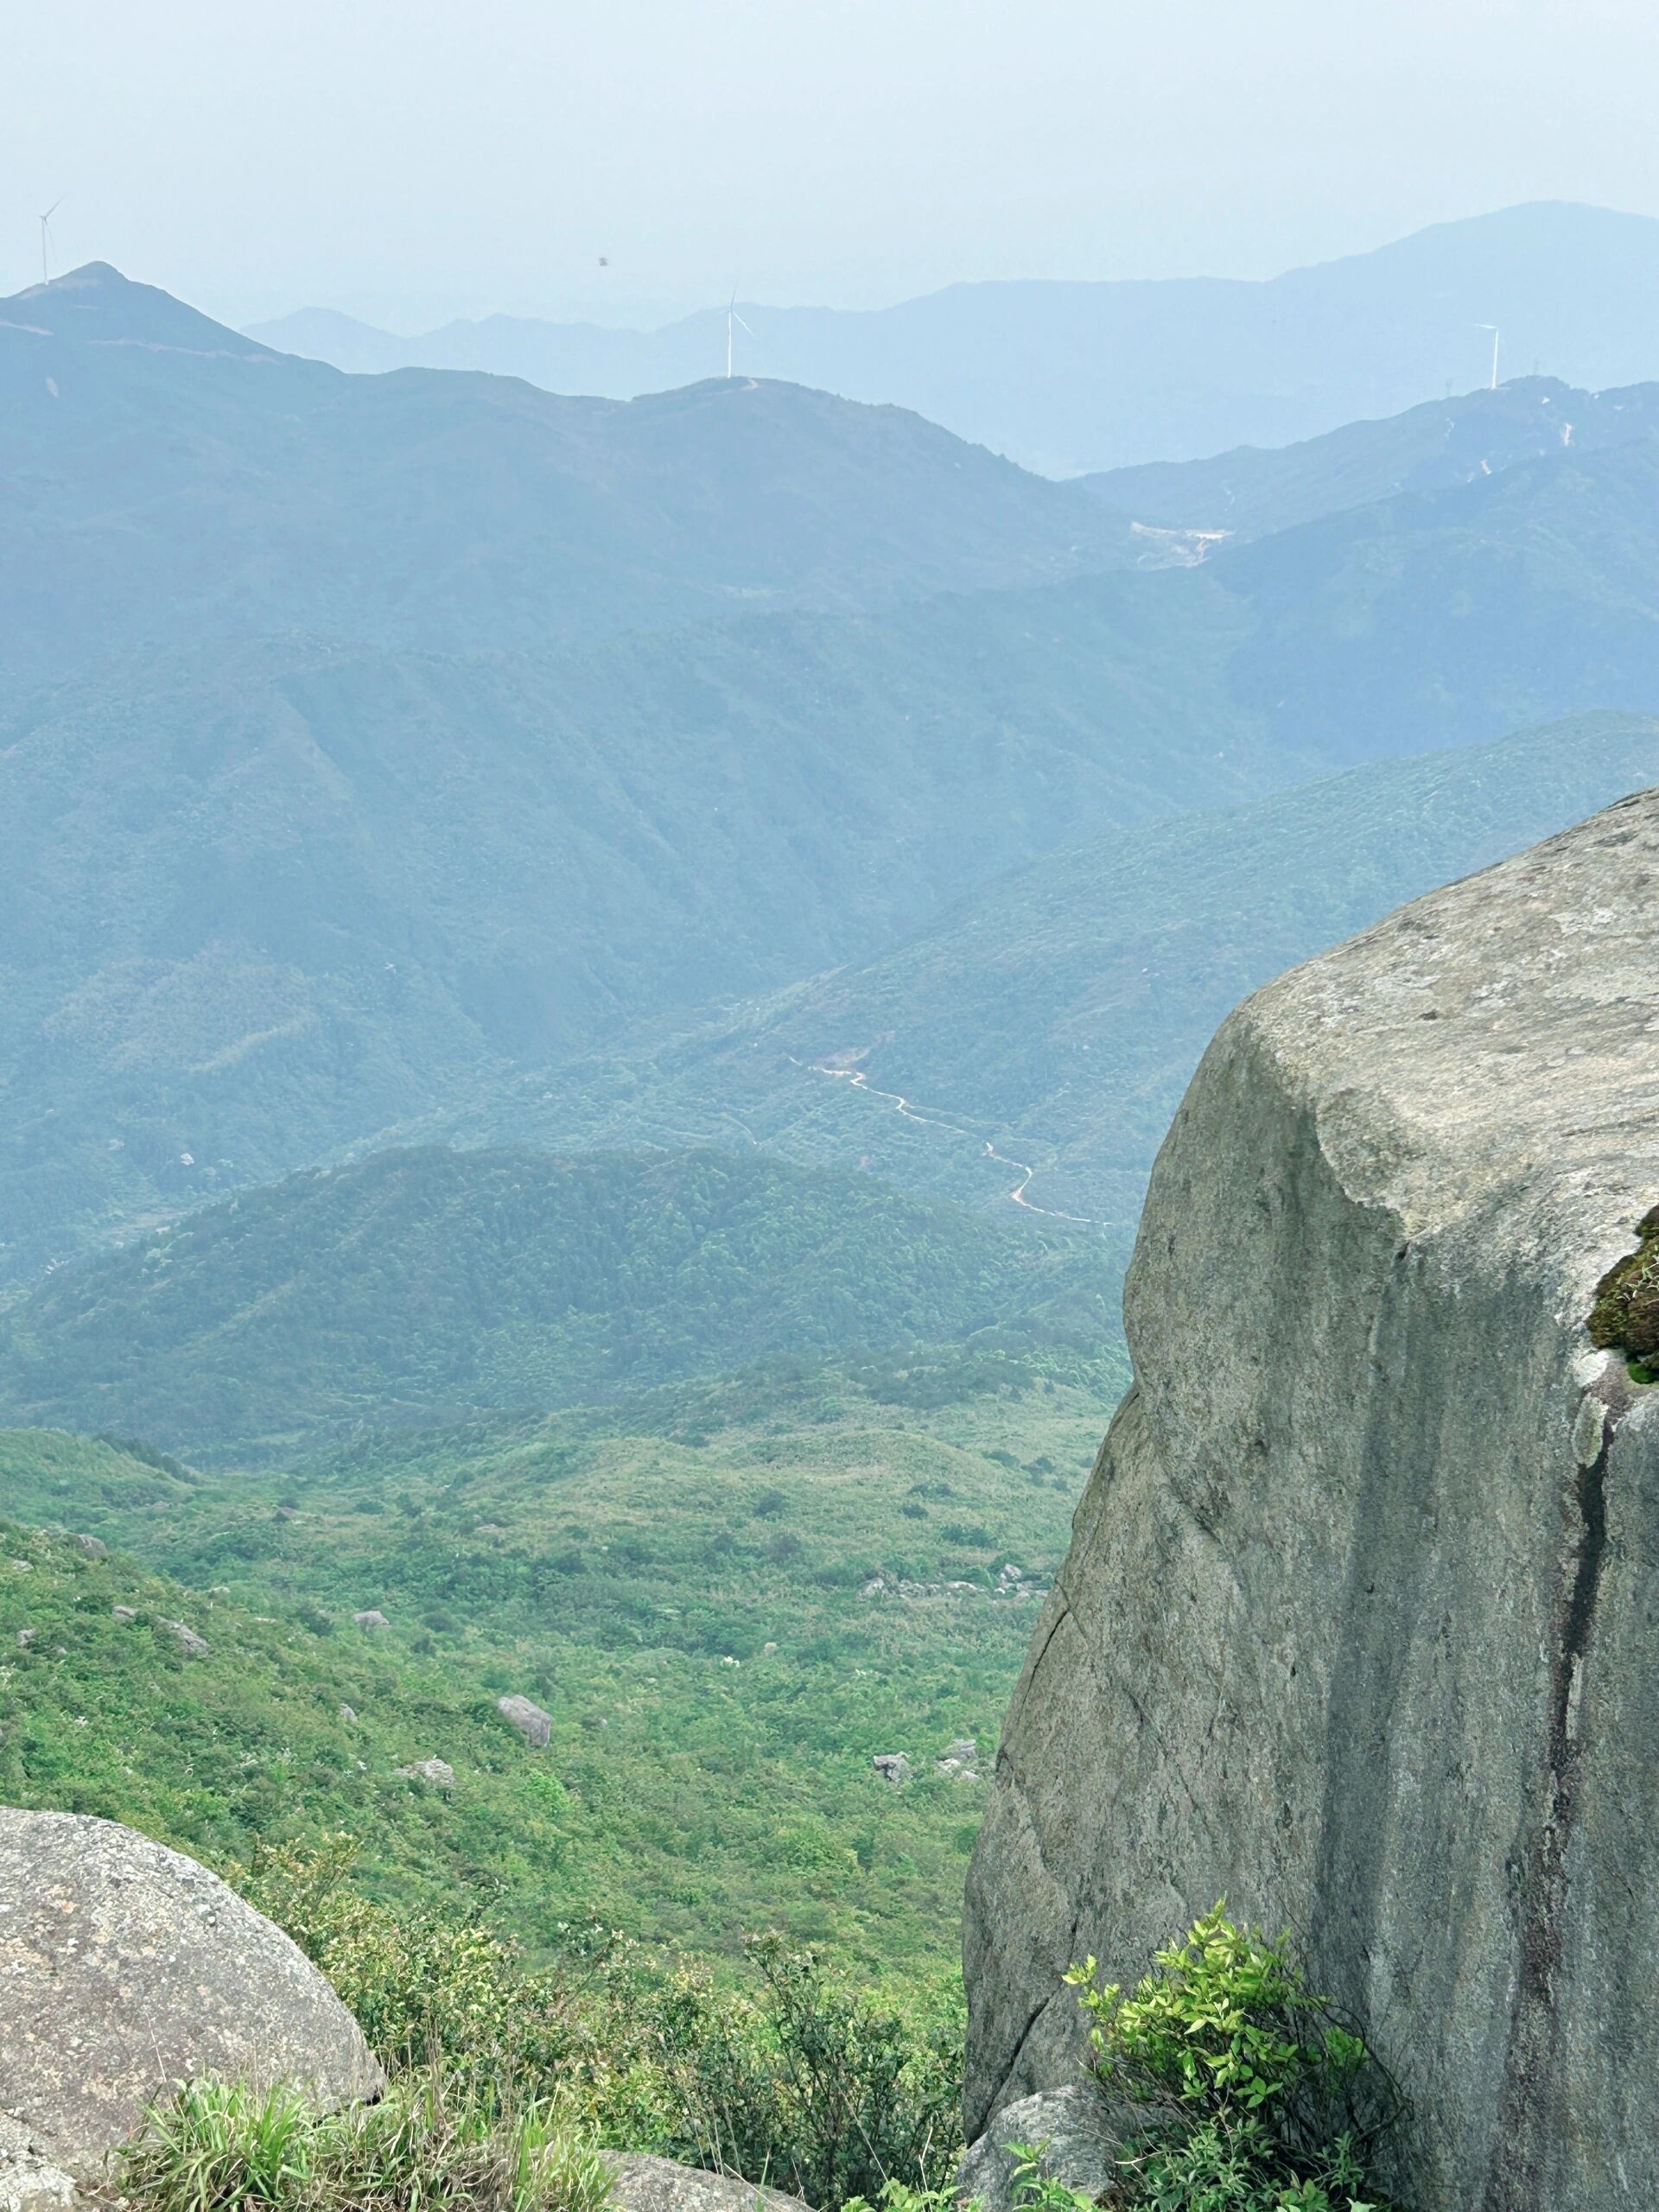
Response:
[1475,322,1501,391]
[726,288,754,379]
[39,195,66,283]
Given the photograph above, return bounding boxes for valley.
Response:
[8,140,1659,2210]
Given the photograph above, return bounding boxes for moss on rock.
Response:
[1587,1205,1659,1377]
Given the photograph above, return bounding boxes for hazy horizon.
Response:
[9,0,1659,331]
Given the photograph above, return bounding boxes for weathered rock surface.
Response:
[603,2152,814,2212]
[957,2085,1123,2212]
[0,2118,77,2212]
[963,790,1659,2209]
[0,1808,384,2178]
[497,1694,552,1749]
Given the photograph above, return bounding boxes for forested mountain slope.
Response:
[249,203,1659,475]
[0,1147,1107,1459]
[455,713,1659,1232]
[0,263,1135,699]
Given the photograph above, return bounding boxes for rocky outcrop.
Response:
[0,1809,384,2180]
[603,2153,814,2212]
[963,791,1659,2209]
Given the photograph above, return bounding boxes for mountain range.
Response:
[247,204,1659,474]
[0,263,1134,701]
[10,258,1659,1313]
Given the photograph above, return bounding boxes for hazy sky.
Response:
[7,0,1659,329]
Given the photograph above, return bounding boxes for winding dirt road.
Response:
[799,1062,1102,1227]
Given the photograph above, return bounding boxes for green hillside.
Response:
[453,713,1659,1235]
[0,1146,1111,1459]
[0,1340,1120,1976]
[0,589,1274,1283]
[0,264,1138,702]
[1085,377,1659,542]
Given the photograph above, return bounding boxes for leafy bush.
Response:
[118,2074,612,2212]
[1065,1906,1408,2211]
[238,1840,961,2211]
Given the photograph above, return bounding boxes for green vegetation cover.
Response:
[0,1338,1119,1973]
[0,1146,1110,1459]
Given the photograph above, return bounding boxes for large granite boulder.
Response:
[0,1808,385,2179]
[963,790,1659,2209]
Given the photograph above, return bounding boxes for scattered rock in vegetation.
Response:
[71,1536,107,1560]
[111,1606,136,1623]
[497,1694,552,1749]
[937,1737,979,1778]
[167,1620,209,1658]
[958,2085,1124,2212]
[603,2152,816,2212]
[353,1610,389,1632]
[394,1758,455,1789]
[872,1753,911,1786]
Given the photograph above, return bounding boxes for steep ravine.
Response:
[963,789,1659,2209]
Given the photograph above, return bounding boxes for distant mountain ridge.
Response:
[0,261,1135,699]
[248,204,1659,474]
[1084,377,1659,541]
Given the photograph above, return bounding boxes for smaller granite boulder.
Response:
[394,1758,455,1789]
[111,1606,136,1624]
[604,2152,815,2212]
[872,1753,912,1786]
[167,1621,209,1658]
[957,2085,1125,2212]
[353,1610,389,1632]
[71,1537,107,1560]
[497,1694,552,1750]
[338,1704,359,1725]
[0,1809,384,2181]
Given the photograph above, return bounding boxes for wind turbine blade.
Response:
[734,312,756,337]
[44,195,67,219]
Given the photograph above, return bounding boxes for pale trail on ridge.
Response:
[792,1060,1103,1228]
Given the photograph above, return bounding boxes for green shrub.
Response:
[118,2074,612,2212]
[238,1840,962,2212]
[1064,1905,1408,2211]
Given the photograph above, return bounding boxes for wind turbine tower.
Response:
[39,196,66,283]
[726,289,755,379]
[1476,322,1501,391]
